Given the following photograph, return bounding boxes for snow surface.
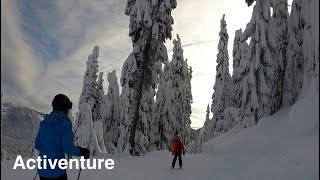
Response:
[1,92,318,180]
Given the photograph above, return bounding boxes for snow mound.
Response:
[201,93,319,180]
[289,94,319,136]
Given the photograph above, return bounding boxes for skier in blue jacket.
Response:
[35,94,89,180]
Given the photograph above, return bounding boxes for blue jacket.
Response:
[35,110,80,178]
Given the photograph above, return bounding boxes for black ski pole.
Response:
[33,173,38,180]
[77,167,82,180]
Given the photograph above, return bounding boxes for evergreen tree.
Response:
[211,14,232,131]
[282,0,304,107]
[75,103,104,156]
[75,46,107,155]
[121,0,177,155]
[170,34,192,149]
[137,86,154,152]
[151,63,174,150]
[270,0,289,113]
[299,0,319,98]
[205,104,210,124]
[102,70,120,154]
[95,72,107,152]
[200,15,232,141]
[93,120,107,152]
[118,53,137,154]
[245,0,255,7]
[186,63,193,124]
[199,104,212,142]
[77,46,100,127]
[239,0,276,127]
[187,128,202,153]
[232,29,249,109]
[184,59,193,149]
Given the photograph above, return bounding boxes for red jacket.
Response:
[173,141,184,154]
[173,135,181,141]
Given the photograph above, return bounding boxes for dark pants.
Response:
[40,173,68,180]
[172,153,182,168]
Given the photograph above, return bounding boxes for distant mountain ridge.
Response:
[1,102,45,159]
[2,102,44,141]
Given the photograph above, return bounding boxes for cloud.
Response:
[1,0,45,108]
[190,107,209,129]
[1,0,132,113]
[36,0,132,113]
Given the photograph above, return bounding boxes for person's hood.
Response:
[41,110,68,126]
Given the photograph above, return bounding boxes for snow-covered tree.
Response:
[187,129,202,154]
[151,63,174,150]
[203,0,318,142]
[67,110,75,128]
[137,86,154,152]
[232,29,249,109]
[151,55,192,151]
[117,53,137,154]
[93,120,107,153]
[120,0,177,155]
[75,46,107,155]
[184,60,193,149]
[199,104,213,142]
[239,0,277,127]
[186,64,193,124]
[75,103,105,156]
[245,0,255,7]
[118,50,155,155]
[270,0,289,113]
[211,14,232,130]
[299,0,319,98]
[200,16,234,142]
[97,72,105,110]
[219,107,237,132]
[205,104,211,123]
[102,70,120,154]
[282,0,304,107]
[170,34,192,149]
[77,46,100,127]
[95,72,107,152]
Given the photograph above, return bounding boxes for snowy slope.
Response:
[1,93,318,180]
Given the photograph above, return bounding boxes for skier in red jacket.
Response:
[172,135,185,169]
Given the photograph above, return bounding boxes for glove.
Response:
[183,151,185,155]
[78,146,90,159]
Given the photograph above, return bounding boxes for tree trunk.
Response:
[129,68,144,155]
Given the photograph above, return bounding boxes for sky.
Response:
[1,0,264,129]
